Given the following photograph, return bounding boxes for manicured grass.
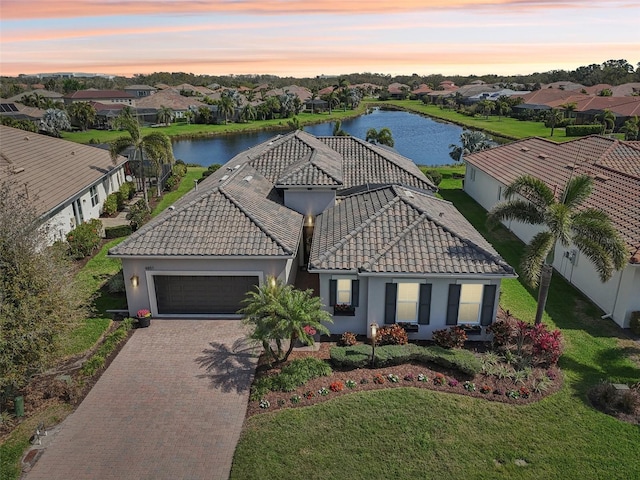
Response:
[379,100,572,142]
[231,167,640,479]
[61,107,366,145]
[152,167,206,217]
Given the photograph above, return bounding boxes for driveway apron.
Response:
[24,320,258,480]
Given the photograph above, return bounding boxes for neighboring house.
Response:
[135,89,206,121]
[124,85,157,98]
[0,125,128,243]
[387,83,410,99]
[110,131,515,340]
[0,99,45,122]
[63,89,136,106]
[464,135,640,328]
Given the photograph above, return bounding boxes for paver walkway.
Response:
[24,320,258,480]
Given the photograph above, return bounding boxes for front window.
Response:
[458,284,483,324]
[396,283,420,323]
[90,186,99,207]
[336,279,351,304]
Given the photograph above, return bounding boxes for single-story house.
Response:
[63,89,136,107]
[109,131,515,339]
[0,125,128,243]
[464,135,640,328]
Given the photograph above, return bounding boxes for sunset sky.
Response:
[1,0,638,78]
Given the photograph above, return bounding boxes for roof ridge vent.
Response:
[594,173,610,181]
[243,175,253,182]
[220,174,229,181]
[520,147,530,152]
[538,153,548,159]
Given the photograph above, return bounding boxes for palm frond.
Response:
[561,175,593,209]
[487,199,545,228]
[571,236,615,282]
[545,203,572,247]
[109,136,134,163]
[521,231,555,287]
[572,209,629,271]
[503,175,555,208]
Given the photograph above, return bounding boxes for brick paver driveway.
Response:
[25,320,258,480]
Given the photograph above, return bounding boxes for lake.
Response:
[171,109,465,167]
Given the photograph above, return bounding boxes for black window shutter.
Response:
[329,280,337,306]
[351,280,359,307]
[384,283,397,324]
[418,284,432,325]
[480,285,497,326]
[446,284,461,325]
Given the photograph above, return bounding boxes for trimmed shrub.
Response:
[66,218,102,259]
[423,168,443,186]
[164,175,178,191]
[338,331,357,346]
[566,124,604,137]
[126,199,149,231]
[487,316,517,347]
[102,193,119,216]
[375,324,408,346]
[172,161,187,178]
[104,224,133,239]
[329,343,481,375]
[432,326,467,349]
[250,357,332,400]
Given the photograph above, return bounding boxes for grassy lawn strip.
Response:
[231,167,640,479]
[61,107,366,145]
[152,167,206,217]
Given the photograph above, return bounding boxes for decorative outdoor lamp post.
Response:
[369,323,378,367]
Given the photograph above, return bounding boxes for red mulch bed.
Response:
[245,342,563,418]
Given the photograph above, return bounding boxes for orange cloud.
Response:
[1,0,619,20]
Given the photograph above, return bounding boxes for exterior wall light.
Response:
[130,275,139,287]
[369,323,378,367]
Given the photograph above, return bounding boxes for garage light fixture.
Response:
[130,275,139,287]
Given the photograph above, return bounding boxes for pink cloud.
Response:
[1,0,621,20]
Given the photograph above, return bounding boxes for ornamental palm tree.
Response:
[238,277,332,365]
[449,130,492,162]
[366,127,394,147]
[109,115,174,205]
[217,95,234,124]
[157,105,174,126]
[596,109,616,133]
[547,108,564,137]
[488,174,627,324]
[67,101,96,131]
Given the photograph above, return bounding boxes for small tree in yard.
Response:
[238,277,332,365]
[0,182,87,407]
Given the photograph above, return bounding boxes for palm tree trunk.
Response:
[534,264,553,324]
[138,148,148,205]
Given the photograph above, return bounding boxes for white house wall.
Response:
[121,256,293,317]
[44,166,125,243]
[464,163,635,328]
[320,274,501,341]
[283,189,336,216]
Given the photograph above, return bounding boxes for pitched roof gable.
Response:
[109,164,302,258]
[310,185,514,275]
[465,135,640,263]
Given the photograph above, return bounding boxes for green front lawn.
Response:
[230,168,640,479]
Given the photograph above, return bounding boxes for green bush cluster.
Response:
[201,163,222,179]
[119,181,136,201]
[102,193,119,216]
[66,218,102,259]
[80,318,133,377]
[172,160,188,177]
[104,224,133,239]
[126,199,149,231]
[421,168,443,186]
[329,343,481,376]
[250,357,332,400]
[566,124,604,137]
[544,118,574,128]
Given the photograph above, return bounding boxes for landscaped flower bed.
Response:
[246,342,563,417]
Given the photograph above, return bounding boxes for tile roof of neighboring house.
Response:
[65,90,135,100]
[541,81,586,91]
[573,96,640,117]
[465,135,640,263]
[109,164,303,257]
[154,83,171,90]
[611,83,640,97]
[264,85,312,101]
[581,84,614,95]
[135,89,206,110]
[7,89,64,102]
[411,84,433,95]
[309,185,515,275]
[318,86,335,95]
[0,125,127,218]
[0,99,45,120]
[387,83,410,94]
[124,85,156,91]
[515,89,583,105]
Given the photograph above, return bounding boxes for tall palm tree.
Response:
[488,174,627,324]
[559,102,577,119]
[217,96,234,124]
[67,101,96,131]
[477,100,494,119]
[309,86,319,114]
[332,120,348,136]
[239,103,257,123]
[547,108,564,137]
[449,130,492,162]
[157,105,174,126]
[109,115,174,204]
[596,109,616,133]
[620,116,639,140]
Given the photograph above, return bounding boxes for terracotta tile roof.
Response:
[135,89,206,110]
[515,89,583,105]
[388,83,410,94]
[309,185,515,275]
[109,164,302,258]
[0,125,127,217]
[411,84,433,95]
[65,90,135,100]
[465,135,640,263]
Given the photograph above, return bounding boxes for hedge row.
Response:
[566,124,604,136]
[329,343,482,376]
[104,225,133,239]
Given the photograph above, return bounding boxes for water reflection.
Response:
[172,109,465,167]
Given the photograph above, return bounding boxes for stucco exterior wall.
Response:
[283,189,336,216]
[464,163,636,328]
[319,273,501,341]
[120,256,294,317]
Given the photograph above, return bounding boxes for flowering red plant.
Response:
[329,381,344,392]
[137,309,151,318]
[303,325,317,336]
